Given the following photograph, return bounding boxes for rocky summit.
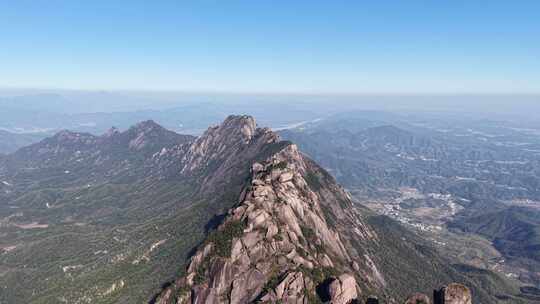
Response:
[153,116,477,304]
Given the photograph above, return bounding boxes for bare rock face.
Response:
[174,115,280,190]
[180,115,263,172]
[152,116,379,304]
[404,292,431,304]
[434,283,472,304]
[260,271,314,303]
[170,143,359,303]
[327,274,358,304]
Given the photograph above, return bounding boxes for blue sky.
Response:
[0,1,539,93]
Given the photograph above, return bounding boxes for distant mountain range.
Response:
[0,92,337,137]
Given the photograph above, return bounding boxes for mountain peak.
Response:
[152,116,478,304]
[154,126,379,304]
[178,115,276,175]
[220,115,257,142]
[123,120,193,151]
[50,129,96,144]
[130,119,164,132]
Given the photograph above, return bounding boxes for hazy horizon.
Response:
[1,88,539,112]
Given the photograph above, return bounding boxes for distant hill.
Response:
[450,207,540,285]
[279,114,540,203]
[0,130,46,154]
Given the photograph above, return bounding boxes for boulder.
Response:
[252,178,265,186]
[265,223,279,239]
[328,274,358,304]
[260,272,313,304]
[251,162,264,173]
[279,171,294,183]
[434,283,472,304]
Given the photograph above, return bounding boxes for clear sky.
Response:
[0,1,539,94]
